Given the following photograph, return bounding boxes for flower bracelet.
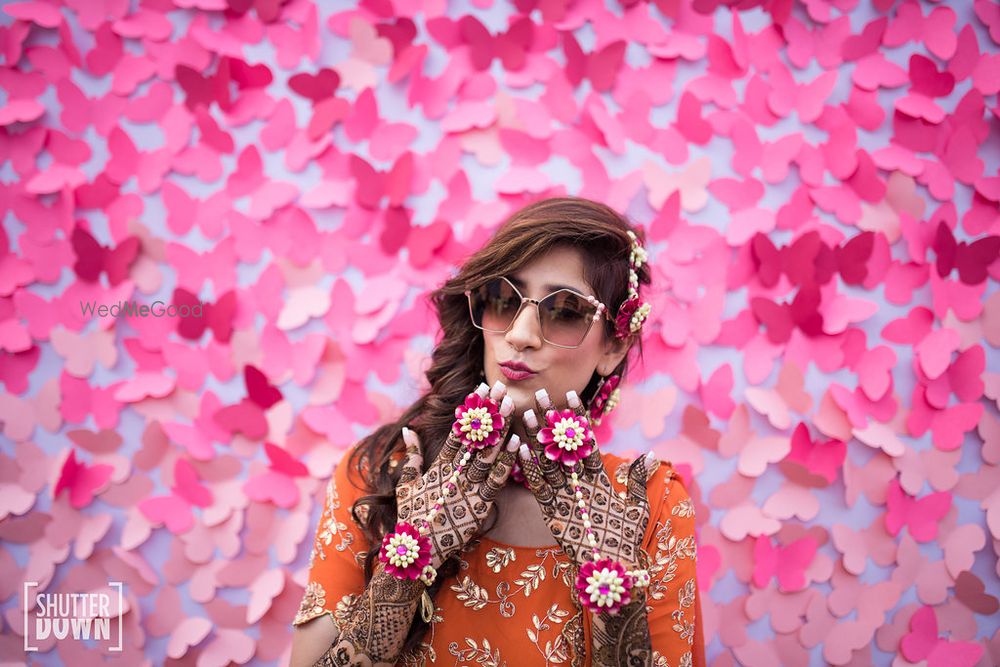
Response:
[536,405,651,614]
[379,390,507,587]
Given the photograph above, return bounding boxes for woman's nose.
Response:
[504,303,542,349]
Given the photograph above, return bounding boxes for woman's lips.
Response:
[499,363,536,381]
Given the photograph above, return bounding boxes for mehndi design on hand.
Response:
[387,381,520,575]
[518,387,655,614]
[317,383,521,666]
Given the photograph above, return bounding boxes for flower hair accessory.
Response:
[613,230,651,340]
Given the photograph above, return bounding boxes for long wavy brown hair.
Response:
[344,196,652,657]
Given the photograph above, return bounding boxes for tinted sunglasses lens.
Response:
[538,290,596,347]
[469,279,520,331]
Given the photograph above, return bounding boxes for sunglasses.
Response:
[465,276,608,349]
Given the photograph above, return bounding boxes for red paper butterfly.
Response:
[933,221,1000,285]
[175,60,232,111]
[750,284,824,344]
[213,365,284,440]
[53,449,114,509]
[562,33,626,93]
[349,152,413,210]
[426,15,534,72]
[288,68,340,102]
[71,226,140,286]
[172,288,238,343]
[751,231,874,288]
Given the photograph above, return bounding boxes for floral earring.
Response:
[588,373,621,426]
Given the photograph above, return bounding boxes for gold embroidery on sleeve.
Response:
[293,581,328,626]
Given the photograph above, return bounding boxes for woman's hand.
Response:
[516,388,655,571]
[395,381,520,570]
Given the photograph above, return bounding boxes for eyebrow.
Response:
[507,275,588,296]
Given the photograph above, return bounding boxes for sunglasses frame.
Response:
[465,276,609,349]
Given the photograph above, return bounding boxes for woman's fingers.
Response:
[458,383,512,478]
[481,435,520,502]
[627,451,656,506]
[522,406,563,489]
[517,442,554,505]
[400,427,423,479]
[465,416,508,483]
[529,389,568,488]
[566,389,588,418]
[565,390,601,478]
[440,382,492,464]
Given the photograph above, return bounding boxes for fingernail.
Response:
[518,443,531,460]
[491,379,505,399]
[500,394,513,416]
[506,434,520,451]
[476,382,489,396]
[535,388,549,406]
[401,427,416,447]
[523,409,538,429]
[567,390,580,409]
[645,451,655,464]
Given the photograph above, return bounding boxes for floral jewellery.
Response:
[588,373,621,426]
[537,408,595,466]
[453,392,505,449]
[613,230,652,340]
[379,392,507,587]
[537,402,650,614]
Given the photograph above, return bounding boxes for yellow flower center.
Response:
[459,407,494,441]
[553,417,585,451]
[586,568,627,607]
[386,532,420,568]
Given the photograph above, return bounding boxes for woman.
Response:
[290,197,704,666]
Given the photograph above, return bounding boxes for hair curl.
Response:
[343,196,652,657]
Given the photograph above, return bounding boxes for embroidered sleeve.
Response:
[293,454,371,630]
[645,470,700,667]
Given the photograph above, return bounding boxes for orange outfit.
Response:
[294,448,706,667]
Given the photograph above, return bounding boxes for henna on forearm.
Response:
[312,562,425,667]
[312,386,518,667]
[590,592,653,667]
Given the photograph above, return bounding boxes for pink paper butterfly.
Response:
[561,33,627,93]
[900,605,983,667]
[752,535,817,592]
[243,442,309,508]
[427,15,534,72]
[52,449,114,509]
[213,365,284,441]
[171,287,238,343]
[884,479,950,543]
[349,152,414,210]
[71,225,140,286]
[138,458,213,535]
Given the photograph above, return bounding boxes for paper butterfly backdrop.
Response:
[0,0,998,664]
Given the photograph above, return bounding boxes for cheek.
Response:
[545,350,601,397]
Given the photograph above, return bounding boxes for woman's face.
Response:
[481,245,628,429]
